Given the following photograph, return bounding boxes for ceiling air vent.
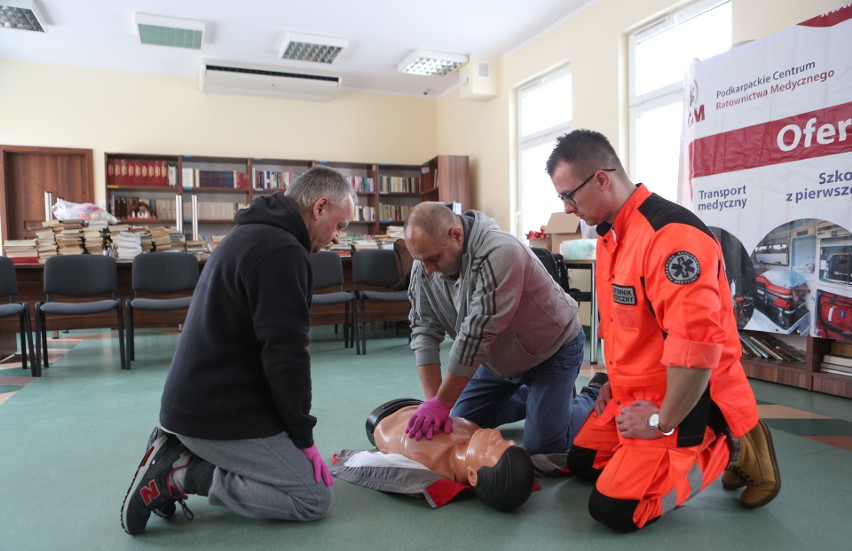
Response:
[199,61,342,101]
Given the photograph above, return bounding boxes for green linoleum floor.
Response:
[1,327,850,551]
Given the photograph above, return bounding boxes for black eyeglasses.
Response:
[557,168,616,206]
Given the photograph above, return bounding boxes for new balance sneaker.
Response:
[144,428,177,519]
[724,419,781,508]
[121,429,194,535]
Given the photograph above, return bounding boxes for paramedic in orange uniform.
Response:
[545,129,781,533]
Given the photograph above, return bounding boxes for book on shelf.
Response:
[820,363,852,377]
[822,354,852,368]
[738,331,805,363]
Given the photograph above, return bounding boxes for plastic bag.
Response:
[52,198,119,224]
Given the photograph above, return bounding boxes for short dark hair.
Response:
[473,446,535,512]
[545,129,624,177]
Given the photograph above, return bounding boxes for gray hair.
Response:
[285,165,357,210]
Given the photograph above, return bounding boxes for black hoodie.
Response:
[160,193,317,448]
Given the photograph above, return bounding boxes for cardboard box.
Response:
[545,212,581,254]
[528,237,550,250]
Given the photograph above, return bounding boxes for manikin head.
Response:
[366,398,535,512]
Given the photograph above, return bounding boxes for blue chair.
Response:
[35,255,126,372]
[0,256,35,373]
[126,252,199,366]
[351,249,409,355]
[310,251,356,348]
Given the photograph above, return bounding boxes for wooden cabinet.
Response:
[1,145,94,241]
[420,155,470,211]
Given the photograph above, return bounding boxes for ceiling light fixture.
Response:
[0,0,47,32]
[136,13,205,50]
[398,49,468,76]
[280,32,348,64]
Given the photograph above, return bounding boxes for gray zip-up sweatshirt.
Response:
[408,210,582,379]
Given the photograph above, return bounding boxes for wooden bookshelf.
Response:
[104,153,470,238]
[740,333,852,398]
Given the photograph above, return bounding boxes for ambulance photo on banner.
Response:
[683,5,852,341]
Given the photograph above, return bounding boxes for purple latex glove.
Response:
[301,444,333,486]
[406,397,453,440]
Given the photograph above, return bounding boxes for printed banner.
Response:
[684,5,852,340]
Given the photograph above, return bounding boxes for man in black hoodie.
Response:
[121,166,356,535]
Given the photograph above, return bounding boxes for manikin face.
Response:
[405,225,465,277]
[465,428,514,486]
[307,197,353,253]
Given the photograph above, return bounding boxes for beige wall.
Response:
[0,0,844,222]
[0,60,438,208]
[436,0,847,233]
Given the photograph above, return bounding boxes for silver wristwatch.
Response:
[648,412,675,436]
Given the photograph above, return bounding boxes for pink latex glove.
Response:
[406,397,453,440]
[301,444,333,486]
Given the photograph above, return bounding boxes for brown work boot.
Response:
[721,470,747,490]
[725,419,781,508]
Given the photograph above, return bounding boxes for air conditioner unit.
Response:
[199,61,342,101]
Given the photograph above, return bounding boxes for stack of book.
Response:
[115,230,143,261]
[83,221,107,254]
[185,239,208,258]
[168,229,186,251]
[821,352,852,378]
[56,219,86,255]
[3,238,38,264]
[35,226,58,263]
[738,331,806,363]
[149,226,172,252]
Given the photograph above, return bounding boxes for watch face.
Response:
[648,413,660,428]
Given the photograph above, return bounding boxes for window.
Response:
[629,0,731,203]
[517,66,572,238]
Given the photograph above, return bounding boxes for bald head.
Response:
[405,202,460,242]
[404,202,465,277]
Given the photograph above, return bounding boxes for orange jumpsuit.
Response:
[567,184,759,532]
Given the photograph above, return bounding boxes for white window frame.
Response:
[628,0,731,204]
[517,65,572,238]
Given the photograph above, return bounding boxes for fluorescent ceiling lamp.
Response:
[398,49,468,76]
[136,13,205,50]
[280,32,348,64]
[0,0,47,32]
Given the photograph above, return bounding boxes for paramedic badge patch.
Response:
[665,251,700,284]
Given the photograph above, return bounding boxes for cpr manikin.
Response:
[366,399,535,512]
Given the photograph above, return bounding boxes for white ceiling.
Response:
[0,0,593,98]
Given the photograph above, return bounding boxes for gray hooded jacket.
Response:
[408,210,582,379]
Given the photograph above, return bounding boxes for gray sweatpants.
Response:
[177,431,333,522]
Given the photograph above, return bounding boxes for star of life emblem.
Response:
[665,251,700,284]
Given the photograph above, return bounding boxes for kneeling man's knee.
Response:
[588,488,641,533]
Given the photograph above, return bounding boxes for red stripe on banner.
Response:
[798,5,852,28]
[690,102,852,178]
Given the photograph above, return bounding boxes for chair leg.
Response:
[117,300,128,370]
[126,300,134,363]
[18,313,28,370]
[40,311,49,369]
[355,295,361,355]
[360,296,367,355]
[25,310,38,377]
[343,303,350,348]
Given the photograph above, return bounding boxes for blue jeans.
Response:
[451,330,596,455]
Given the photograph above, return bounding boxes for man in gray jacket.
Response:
[403,202,602,454]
